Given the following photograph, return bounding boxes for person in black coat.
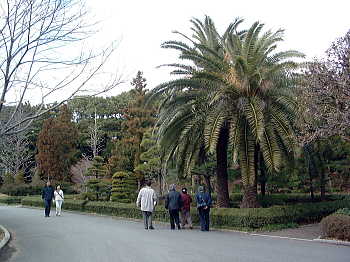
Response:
[165,184,183,230]
[196,186,212,231]
[42,181,55,217]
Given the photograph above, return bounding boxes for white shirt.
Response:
[136,186,157,212]
[54,190,64,201]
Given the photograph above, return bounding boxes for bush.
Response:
[0,196,24,204]
[321,214,350,241]
[111,172,137,203]
[335,208,350,216]
[0,184,43,196]
[21,196,87,211]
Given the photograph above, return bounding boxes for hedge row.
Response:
[14,196,350,229]
[0,196,24,204]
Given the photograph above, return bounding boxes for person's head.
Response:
[198,186,204,193]
[56,185,61,191]
[169,184,176,191]
[182,187,187,194]
[146,180,152,187]
[46,181,51,187]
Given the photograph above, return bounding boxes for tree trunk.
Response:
[204,175,212,194]
[216,127,230,208]
[320,171,326,201]
[240,185,259,208]
[308,169,315,200]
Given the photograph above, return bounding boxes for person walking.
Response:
[54,185,64,216]
[165,184,183,230]
[196,186,212,231]
[42,181,54,217]
[136,180,157,230]
[180,187,193,229]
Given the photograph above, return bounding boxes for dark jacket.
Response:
[180,193,192,211]
[165,191,183,211]
[42,186,54,200]
[195,192,212,208]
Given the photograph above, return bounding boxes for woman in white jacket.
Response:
[54,185,64,216]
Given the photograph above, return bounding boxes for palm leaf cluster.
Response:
[152,16,304,207]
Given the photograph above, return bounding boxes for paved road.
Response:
[0,205,349,262]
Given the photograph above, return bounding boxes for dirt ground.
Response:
[260,223,321,240]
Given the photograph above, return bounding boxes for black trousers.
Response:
[198,207,210,231]
[169,209,180,229]
[44,199,52,217]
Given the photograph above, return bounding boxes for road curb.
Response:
[313,237,350,247]
[0,224,10,251]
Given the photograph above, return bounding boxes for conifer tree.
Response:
[111,171,137,203]
[36,105,78,181]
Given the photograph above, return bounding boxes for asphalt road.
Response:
[0,205,349,262]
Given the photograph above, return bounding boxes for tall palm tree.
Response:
[153,16,303,207]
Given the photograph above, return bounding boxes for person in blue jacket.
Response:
[42,181,55,217]
[196,186,212,231]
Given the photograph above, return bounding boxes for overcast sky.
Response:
[49,0,350,98]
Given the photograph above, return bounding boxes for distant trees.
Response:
[36,105,78,181]
[0,0,121,137]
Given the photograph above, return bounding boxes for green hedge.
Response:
[21,196,87,211]
[15,196,350,230]
[0,196,24,204]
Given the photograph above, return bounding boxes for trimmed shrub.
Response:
[86,179,111,201]
[111,172,137,203]
[17,196,350,230]
[335,208,350,216]
[21,196,87,211]
[0,196,24,204]
[321,214,350,241]
[0,184,43,196]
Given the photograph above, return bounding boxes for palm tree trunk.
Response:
[240,147,259,208]
[216,127,230,208]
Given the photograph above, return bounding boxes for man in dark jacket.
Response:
[42,181,54,217]
[165,184,183,230]
[180,187,193,229]
[196,186,212,231]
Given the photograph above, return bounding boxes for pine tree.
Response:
[111,171,137,203]
[86,156,108,178]
[36,105,78,182]
[108,71,155,184]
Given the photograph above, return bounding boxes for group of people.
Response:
[42,181,64,217]
[42,179,211,231]
[136,181,212,231]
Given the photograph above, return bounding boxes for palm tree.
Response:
[153,16,303,207]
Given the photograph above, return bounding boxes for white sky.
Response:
[87,0,349,96]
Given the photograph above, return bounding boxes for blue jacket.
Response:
[196,192,212,208]
[42,186,54,200]
[165,190,183,211]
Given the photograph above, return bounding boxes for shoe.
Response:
[149,226,154,230]
[177,226,181,230]
[189,226,193,229]
[145,227,148,230]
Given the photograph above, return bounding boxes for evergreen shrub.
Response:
[111,171,137,203]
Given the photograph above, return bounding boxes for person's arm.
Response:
[42,188,45,199]
[207,193,212,207]
[136,189,142,207]
[165,194,169,209]
[178,193,183,208]
[61,190,64,200]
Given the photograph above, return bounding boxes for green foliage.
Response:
[3,173,14,185]
[17,196,350,230]
[152,16,303,207]
[86,156,108,178]
[335,208,350,216]
[86,179,111,201]
[321,214,350,241]
[134,128,162,181]
[14,171,25,185]
[0,196,24,204]
[111,171,137,203]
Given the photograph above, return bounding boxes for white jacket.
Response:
[136,186,157,212]
[54,190,64,201]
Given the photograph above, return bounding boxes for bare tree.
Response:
[0,0,122,137]
[88,107,103,158]
[70,155,92,192]
[298,30,350,144]
[0,131,33,176]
